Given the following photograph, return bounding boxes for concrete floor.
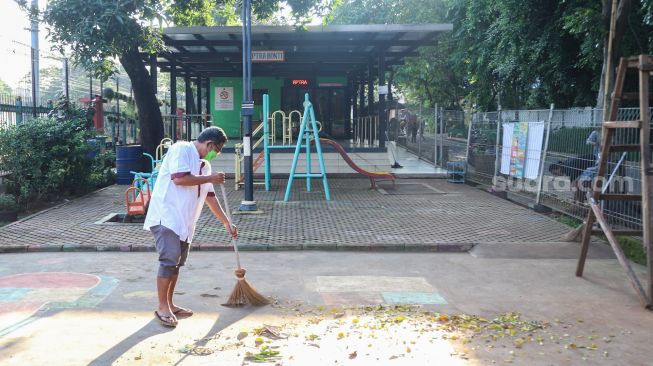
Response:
[0,250,651,365]
[389,143,447,177]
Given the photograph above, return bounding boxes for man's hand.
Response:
[206,172,226,185]
[224,222,238,239]
[173,172,226,186]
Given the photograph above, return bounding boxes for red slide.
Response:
[316,138,395,189]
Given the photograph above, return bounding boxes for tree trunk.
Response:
[422,79,434,108]
[119,47,164,171]
[596,0,632,110]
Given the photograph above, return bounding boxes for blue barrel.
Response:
[86,138,101,158]
[116,145,142,184]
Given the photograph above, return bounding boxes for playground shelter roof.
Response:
[154,24,453,78]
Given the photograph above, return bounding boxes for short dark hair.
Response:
[197,126,227,145]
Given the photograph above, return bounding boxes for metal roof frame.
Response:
[152,24,453,79]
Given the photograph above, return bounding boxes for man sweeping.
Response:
[144,127,237,327]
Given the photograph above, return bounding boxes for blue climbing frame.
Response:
[283,93,330,201]
[261,93,330,201]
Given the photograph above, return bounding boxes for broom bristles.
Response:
[224,276,270,307]
[562,224,585,242]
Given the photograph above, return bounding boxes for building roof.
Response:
[155,24,453,78]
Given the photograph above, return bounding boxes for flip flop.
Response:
[154,311,177,327]
[173,307,194,318]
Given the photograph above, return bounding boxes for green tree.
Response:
[327,0,653,111]
[26,0,327,160]
[447,0,603,110]
[564,0,653,109]
[326,0,463,109]
[0,79,12,95]
[19,66,65,102]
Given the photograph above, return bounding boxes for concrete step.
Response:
[211,151,393,175]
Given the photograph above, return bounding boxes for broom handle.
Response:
[219,184,241,270]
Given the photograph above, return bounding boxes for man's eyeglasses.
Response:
[211,142,224,154]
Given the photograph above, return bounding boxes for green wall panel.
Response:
[209,77,282,138]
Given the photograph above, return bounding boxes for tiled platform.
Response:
[0,177,575,252]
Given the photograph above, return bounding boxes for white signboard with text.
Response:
[252,50,285,62]
[378,85,388,95]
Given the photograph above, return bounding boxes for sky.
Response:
[0,0,55,88]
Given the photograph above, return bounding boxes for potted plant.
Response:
[0,194,18,222]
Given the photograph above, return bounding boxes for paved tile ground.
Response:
[0,178,575,252]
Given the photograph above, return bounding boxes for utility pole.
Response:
[240,0,257,211]
[62,58,69,100]
[30,0,39,116]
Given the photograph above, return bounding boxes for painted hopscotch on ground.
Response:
[0,272,119,336]
[314,276,447,306]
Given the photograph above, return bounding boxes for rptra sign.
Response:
[251,50,285,62]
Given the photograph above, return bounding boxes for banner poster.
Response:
[510,122,529,178]
[215,87,233,111]
[500,123,514,175]
[524,122,544,179]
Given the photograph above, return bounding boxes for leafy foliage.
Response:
[0,98,114,205]
[35,0,331,157]
[38,0,332,81]
[41,0,167,80]
[616,235,647,266]
[0,79,12,95]
[327,0,461,108]
[0,194,18,211]
[327,0,653,111]
[169,0,217,26]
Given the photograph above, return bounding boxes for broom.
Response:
[219,184,269,307]
[562,223,585,242]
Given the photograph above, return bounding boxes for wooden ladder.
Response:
[576,55,653,309]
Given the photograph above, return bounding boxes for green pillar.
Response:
[15,97,23,124]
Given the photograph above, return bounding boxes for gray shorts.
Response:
[151,225,190,278]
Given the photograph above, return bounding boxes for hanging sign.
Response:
[252,50,285,62]
[501,121,544,180]
[215,87,233,111]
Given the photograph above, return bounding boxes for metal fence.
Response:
[391,105,468,166]
[0,96,209,147]
[162,114,208,142]
[105,111,139,146]
[350,105,468,165]
[0,94,51,128]
[352,115,380,147]
[464,107,651,230]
